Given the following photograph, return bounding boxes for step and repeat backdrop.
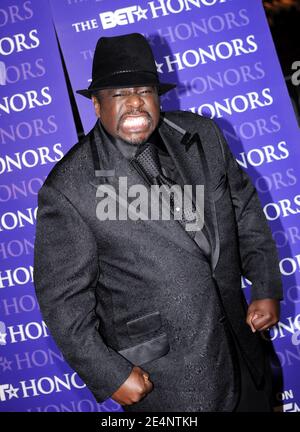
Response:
[1,0,300,412]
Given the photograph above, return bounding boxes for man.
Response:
[33,33,283,412]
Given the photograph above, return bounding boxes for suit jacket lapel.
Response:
[159,115,220,272]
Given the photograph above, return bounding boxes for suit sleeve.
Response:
[211,121,283,302]
[33,182,133,403]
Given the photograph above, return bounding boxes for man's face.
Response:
[92,86,160,145]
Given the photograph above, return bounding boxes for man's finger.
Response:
[252,315,271,331]
[145,378,153,393]
[143,372,150,380]
[247,312,259,332]
[246,311,255,326]
[249,319,256,332]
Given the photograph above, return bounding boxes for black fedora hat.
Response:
[76,33,176,98]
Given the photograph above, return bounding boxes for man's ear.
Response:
[91,95,101,118]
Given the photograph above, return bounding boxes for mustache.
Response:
[120,110,151,120]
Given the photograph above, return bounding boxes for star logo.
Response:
[0,321,7,346]
[161,93,171,103]
[145,33,156,47]
[6,384,19,399]
[0,357,13,372]
[0,384,19,401]
[133,6,148,21]
[155,61,164,74]
[0,331,7,345]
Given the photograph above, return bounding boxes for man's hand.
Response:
[246,298,280,332]
[111,366,153,406]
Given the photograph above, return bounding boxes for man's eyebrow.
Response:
[105,86,155,96]
[106,88,127,95]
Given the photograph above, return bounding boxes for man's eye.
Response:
[112,89,153,97]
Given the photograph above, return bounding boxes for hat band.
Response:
[88,70,159,90]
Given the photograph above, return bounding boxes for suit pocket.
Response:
[126,311,162,339]
[119,311,170,365]
[213,173,228,201]
[118,333,170,366]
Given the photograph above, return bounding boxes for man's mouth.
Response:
[120,113,151,132]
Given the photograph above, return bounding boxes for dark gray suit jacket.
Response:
[33,111,282,411]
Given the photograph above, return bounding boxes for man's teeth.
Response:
[123,116,148,128]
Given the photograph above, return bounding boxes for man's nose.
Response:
[126,93,145,109]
